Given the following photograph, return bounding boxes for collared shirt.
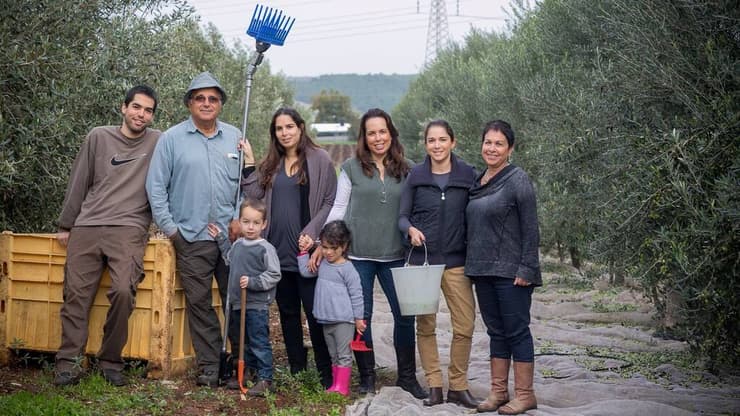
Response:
[146,116,241,242]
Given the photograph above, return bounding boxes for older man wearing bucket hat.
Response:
[146,71,241,387]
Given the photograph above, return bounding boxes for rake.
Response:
[234,4,295,217]
[222,6,294,383]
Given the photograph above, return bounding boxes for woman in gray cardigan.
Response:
[465,120,541,414]
[241,108,337,388]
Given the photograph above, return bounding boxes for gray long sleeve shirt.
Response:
[216,235,281,310]
[298,254,364,324]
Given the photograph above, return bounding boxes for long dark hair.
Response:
[258,108,319,189]
[355,108,409,181]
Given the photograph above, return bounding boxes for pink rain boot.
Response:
[333,366,352,397]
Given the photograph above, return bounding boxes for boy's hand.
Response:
[240,275,249,288]
[355,319,367,334]
[207,223,222,239]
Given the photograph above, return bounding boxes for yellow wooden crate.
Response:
[0,232,223,379]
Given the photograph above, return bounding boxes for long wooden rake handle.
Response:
[238,287,249,395]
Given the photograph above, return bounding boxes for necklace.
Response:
[481,163,509,185]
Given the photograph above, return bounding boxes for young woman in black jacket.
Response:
[398,120,479,408]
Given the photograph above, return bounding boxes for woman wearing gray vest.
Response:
[313,108,427,399]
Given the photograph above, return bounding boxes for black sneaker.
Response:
[196,370,219,387]
[102,369,127,387]
[54,371,81,386]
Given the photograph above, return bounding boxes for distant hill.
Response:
[288,74,417,114]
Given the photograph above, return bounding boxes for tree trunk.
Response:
[569,246,581,269]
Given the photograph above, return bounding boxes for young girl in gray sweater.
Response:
[298,220,365,396]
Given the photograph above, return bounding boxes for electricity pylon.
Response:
[424,0,451,67]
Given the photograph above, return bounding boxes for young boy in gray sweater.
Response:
[209,198,281,397]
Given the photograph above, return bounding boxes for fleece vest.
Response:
[342,158,406,260]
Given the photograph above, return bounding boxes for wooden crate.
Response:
[0,232,223,379]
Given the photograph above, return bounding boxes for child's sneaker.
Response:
[226,368,258,390]
[247,379,273,397]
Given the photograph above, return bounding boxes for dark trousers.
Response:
[473,276,535,362]
[56,226,148,372]
[352,259,416,348]
[275,270,331,385]
[172,234,228,372]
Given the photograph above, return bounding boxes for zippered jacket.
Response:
[398,153,477,268]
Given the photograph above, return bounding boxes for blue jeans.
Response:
[230,308,273,380]
[352,259,415,348]
[473,276,535,362]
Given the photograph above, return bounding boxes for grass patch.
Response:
[269,368,347,415]
[539,367,559,378]
[0,391,92,416]
[541,261,577,276]
[541,274,593,293]
[590,299,638,313]
[589,289,638,313]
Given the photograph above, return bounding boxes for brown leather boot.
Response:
[498,361,537,415]
[476,358,510,412]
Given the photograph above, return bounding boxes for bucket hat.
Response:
[183,71,227,106]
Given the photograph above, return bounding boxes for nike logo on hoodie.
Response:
[111,154,146,166]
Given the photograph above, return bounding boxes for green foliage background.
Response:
[0,0,293,233]
[1,0,737,372]
[394,0,739,369]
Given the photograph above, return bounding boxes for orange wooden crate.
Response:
[0,232,223,378]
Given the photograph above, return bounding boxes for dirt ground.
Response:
[0,304,317,415]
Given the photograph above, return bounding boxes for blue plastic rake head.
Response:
[247,4,295,46]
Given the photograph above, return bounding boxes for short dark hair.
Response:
[424,119,455,143]
[481,120,515,147]
[319,220,352,250]
[239,198,267,220]
[124,85,158,112]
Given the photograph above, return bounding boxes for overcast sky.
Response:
[187,0,513,77]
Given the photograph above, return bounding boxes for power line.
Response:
[218,14,489,42]
[275,17,488,44]
[217,11,427,38]
[215,9,502,38]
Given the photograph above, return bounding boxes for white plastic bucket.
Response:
[391,242,445,316]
